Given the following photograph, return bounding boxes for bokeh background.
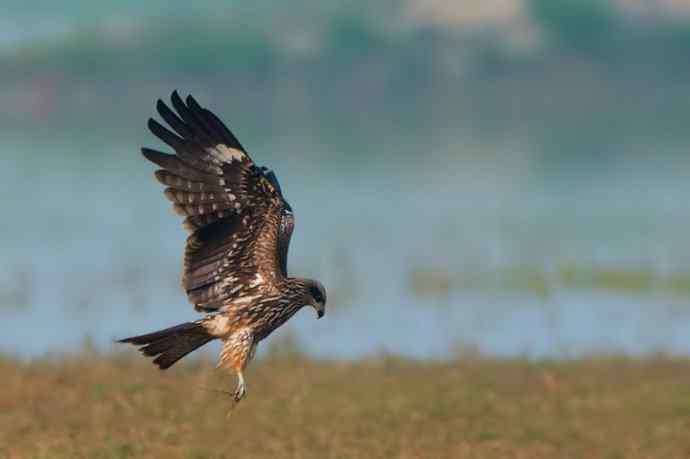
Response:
[3,0,690,360]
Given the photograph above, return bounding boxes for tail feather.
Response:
[118,321,214,370]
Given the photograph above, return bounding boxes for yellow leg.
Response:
[233,369,246,402]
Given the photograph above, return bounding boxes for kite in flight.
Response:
[119,91,326,404]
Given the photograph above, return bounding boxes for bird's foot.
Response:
[233,382,246,402]
[226,385,245,416]
[228,381,246,410]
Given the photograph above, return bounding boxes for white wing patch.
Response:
[209,144,245,163]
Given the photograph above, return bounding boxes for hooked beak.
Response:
[313,302,325,319]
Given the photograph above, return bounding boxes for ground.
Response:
[2,353,690,458]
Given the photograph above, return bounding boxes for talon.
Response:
[233,383,246,403]
[228,387,245,413]
[230,370,247,405]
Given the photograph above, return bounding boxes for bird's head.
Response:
[303,279,327,319]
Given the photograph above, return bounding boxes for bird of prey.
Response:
[119,91,326,403]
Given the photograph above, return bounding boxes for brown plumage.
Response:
[119,91,327,403]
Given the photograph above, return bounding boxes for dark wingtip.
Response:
[156,99,168,116]
[146,117,157,133]
[171,90,185,108]
[186,94,201,109]
[140,147,156,162]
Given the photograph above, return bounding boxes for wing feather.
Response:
[142,91,294,312]
[148,118,224,175]
[202,108,246,151]
[277,211,294,277]
[142,149,220,183]
[153,170,226,193]
[156,99,194,139]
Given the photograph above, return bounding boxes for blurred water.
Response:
[2,139,690,360]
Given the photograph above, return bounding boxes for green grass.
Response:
[2,353,690,458]
[408,264,690,298]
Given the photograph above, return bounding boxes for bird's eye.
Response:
[309,286,322,303]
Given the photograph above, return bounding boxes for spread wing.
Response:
[142,91,294,311]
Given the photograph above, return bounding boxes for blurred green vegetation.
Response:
[409,263,690,298]
[4,0,690,167]
[9,19,277,77]
[529,0,619,57]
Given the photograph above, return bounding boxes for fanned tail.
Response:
[118,321,214,369]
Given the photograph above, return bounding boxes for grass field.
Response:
[3,353,690,458]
